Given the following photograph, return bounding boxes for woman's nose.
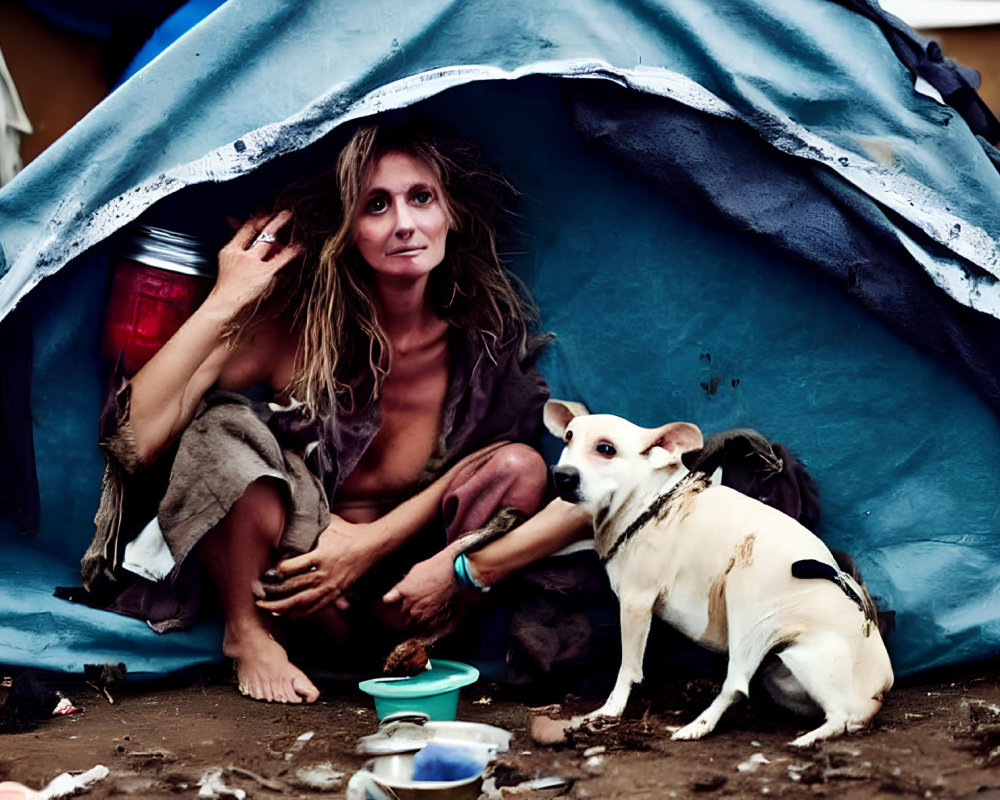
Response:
[393,203,414,237]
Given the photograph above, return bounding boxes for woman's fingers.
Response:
[258,583,336,616]
[257,558,354,618]
[260,558,320,595]
[260,573,314,599]
[243,209,294,256]
[215,209,301,307]
[300,594,340,618]
[382,587,401,605]
[274,551,314,576]
[273,591,327,619]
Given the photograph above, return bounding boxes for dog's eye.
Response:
[565,430,573,443]
[595,442,616,458]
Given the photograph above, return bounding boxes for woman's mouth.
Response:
[387,246,424,257]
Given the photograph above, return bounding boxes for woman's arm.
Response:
[255,443,511,618]
[464,498,592,584]
[126,212,299,464]
[380,498,593,624]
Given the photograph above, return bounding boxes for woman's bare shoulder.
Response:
[217,312,300,395]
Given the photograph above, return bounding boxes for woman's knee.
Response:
[225,477,288,545]
[490,443,549,511]
[492,443,547,480]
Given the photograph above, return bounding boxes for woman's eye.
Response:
[364,195,387,214]
[596,442,616,457]
[412,189,433,205]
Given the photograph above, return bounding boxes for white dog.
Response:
[544,400,893,747]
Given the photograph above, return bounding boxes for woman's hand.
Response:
[255,514,382,619]
[381,547,460,626]
[212,210,302,311]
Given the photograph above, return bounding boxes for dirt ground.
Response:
[2,658,1000,799]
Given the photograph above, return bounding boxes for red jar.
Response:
[101,226,215,375]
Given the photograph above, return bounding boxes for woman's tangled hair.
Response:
[250,120,537,416]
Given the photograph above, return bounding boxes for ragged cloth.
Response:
[78,327,551,632]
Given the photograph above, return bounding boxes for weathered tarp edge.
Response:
[1,59,997,321]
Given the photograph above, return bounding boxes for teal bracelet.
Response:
[454,553,489,592]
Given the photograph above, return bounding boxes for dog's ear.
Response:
[544,399,590,437]
[644,422,704,468]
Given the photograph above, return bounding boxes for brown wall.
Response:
[0,1,109,166]
[922,25,1000,118]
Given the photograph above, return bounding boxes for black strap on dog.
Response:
[601,472,708,564]
[791,559,868,615]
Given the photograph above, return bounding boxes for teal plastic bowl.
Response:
[359,660,480,721]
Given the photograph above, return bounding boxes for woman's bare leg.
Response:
[196,477,320,703]
[442,443,549,541]
[379,444,548,623]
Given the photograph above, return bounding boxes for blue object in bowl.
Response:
[412,741,491,782]
[359,660,480,721]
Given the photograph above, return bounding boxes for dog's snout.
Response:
[552,465,582,503]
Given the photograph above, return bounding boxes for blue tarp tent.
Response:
[1,0,999,679]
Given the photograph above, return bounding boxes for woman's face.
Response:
[353,151,451,280]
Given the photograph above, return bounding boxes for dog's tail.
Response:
[828,549,895,640]
[791,558,888,637]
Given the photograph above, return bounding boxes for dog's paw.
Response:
[670,718,713,741]
[576,711,622,731]
[788,736,817,749]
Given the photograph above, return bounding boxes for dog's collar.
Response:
[600,472,709,564]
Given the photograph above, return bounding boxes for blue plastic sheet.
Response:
[1,0,999,678]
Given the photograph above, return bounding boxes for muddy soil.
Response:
[2,660,1000,799]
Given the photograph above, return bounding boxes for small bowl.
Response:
[359,660,480,721]
[362,753,482,800]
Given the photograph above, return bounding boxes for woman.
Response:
[85,123,591,703]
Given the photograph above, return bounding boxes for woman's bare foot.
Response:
[224,626,320,703]
[194,478,320,703]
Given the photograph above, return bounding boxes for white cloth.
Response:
[122,516,176,581]
[0,46,31,186]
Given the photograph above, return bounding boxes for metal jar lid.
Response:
[118,225,216,278]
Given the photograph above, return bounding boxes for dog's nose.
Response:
[551,465,581,502]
